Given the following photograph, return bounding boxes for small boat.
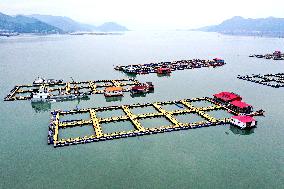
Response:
[213,58,225,64]
[114,66,124,71]
[33,77,63,85]
[124,66,138,74]
[105,96,123,102]
[247,109,265,117]
[31,86,51,102]
[33,77,45,84]
[273,57,283,60]
[31,85,89,102]
[255,55,264,58]
[51,93,88,101]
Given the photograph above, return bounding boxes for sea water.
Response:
[0,31,283,189]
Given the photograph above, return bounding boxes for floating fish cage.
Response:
[4,78,142,101]
[249,51,284,60]
[237,73,284,88]
[47,96,243,148]
[114,58,226,75]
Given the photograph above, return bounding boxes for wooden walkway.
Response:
[4,78,141,101]
[48,97,236,147]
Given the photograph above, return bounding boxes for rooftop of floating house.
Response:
[158,67,170,70]
[105,87,123,92]
[213,92,242,102]
[132,85,148,90]
[230,100,252,108]
[231,115,256,123]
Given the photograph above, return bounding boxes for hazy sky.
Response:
[1,0,284,30]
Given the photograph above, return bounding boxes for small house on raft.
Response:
[213,58,225,64]
[130,82,154,94]
[229,100,253,114]
[131,85,149,94]
[157,66,171,74]
[211,58,225,67]
[213,92,242,104]
[273,51,281,58]
[104,87,123,97]
[272,50,283,60]
[230,115,257,129]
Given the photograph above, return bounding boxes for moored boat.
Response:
[31,86,51,102]
[31,85,89,102]
[33,77,63,85]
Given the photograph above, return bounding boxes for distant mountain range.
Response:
[0,12,63,34]
[95,22,128,32]
[28,14,95,32]
[196,16,284,37]
[0,12,128,34]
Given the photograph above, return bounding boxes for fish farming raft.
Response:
[114,58,226,75]
[249,50,284,60]
[4,78,143,101]
[48,95,260,148]
[237,73,284,88]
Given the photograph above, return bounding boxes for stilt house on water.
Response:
[229,100,253,114]
[157,66,171,74]
[230,115,257,129]
[104,87,123,97]
[213,92,242,104]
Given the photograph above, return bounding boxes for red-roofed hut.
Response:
[213,92,242,104]
[230,115,257,129]
[229,100,253,114]
[157,66,171,74]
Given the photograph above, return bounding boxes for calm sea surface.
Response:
[0,31,283,189]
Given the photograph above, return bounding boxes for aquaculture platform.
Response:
[249,51,284,60]
[237,73,284,88]
[114,58,225,75]
[48,96,243,148]
[4,78,141,101]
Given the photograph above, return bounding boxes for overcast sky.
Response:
[1,0,284,30]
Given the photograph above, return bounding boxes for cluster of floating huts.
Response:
[249,50,284,60]
[114,58,225,75]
